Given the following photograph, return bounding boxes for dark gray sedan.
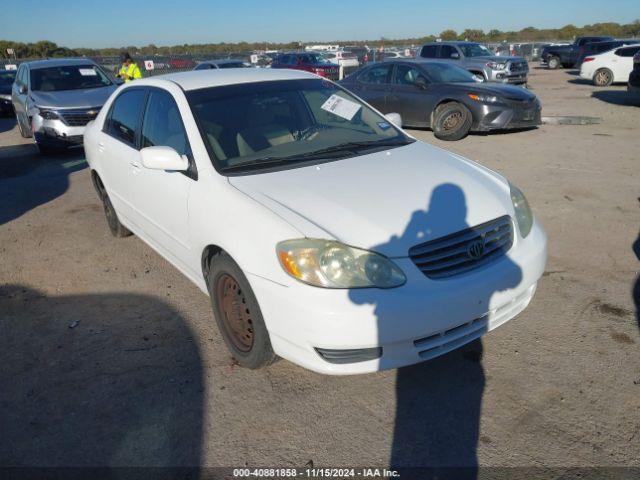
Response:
[339,59,541,141]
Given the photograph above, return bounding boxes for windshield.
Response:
[187,79,412,174]
[0,71,16,86]
[459,44,493,57]
[422,63,477,83]
[30,65,112,92]
[219,62,249,69]
[305,54,331,65]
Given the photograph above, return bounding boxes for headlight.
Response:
[509,183,533,238]
[468,93,502,104]
[277,239,406,289]
[486,61,507,70]
[0,94,11,101]
[38,109,60,120]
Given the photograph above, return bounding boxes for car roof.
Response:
[133,68,318,91]
[22,58,98,70]
[422,41,478,46]
[199,59,246,65]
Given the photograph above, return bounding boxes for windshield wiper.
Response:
[222,138,413,173]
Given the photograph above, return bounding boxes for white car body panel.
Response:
[580,46,638,83]
[84,68,547,375]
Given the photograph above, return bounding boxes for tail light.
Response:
[583,57,595,63]
[313,68,327,77]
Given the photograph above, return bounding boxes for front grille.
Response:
[508,61,528,73]
[409,216,514,279]
[59,107,100,127]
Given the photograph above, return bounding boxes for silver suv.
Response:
[12,58,118,154]
[420,41,529,85]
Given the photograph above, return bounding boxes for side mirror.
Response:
[451,52,460,59]
[414,77,429,90]
[19,85,27,94]
[385,113,403,128]
[140,146,189,172]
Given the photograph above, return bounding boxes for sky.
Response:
[3,0,639,48]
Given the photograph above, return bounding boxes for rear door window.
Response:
[421,45,437,58]
[439,45,458,59]
[358,64,392,84]
[615,46,640,57]
[141,89,191,156]
[105,89,147,147]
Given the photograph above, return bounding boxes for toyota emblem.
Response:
[466,238,485,260]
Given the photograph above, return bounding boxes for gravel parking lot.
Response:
[1,67,639,472]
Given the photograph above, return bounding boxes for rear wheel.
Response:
[593,68,613,87]
[547,56,561,70]
[432,102,473,142]
[207,252,275,369]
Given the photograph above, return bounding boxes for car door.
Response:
[12,65,29,132]
[386,63,434,127]
[134,88,194,268]
[352,63,393,112]
[96,87,148,228]
[612,46,640,82]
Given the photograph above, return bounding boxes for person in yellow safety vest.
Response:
[118,53,142,82]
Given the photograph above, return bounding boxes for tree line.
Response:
[2,21,639,59]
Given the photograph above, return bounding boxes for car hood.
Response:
[439,82,537,101]
[229,141,514,258]
[29,85,117,109]
[473,55,526,63]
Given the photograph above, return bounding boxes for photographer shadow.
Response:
[350,184,523,478]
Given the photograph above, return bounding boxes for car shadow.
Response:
[0,144,87,225]
[591,90,640,107]
[0,285,204,471]
[565,70,580,76]
[567,78,593,86]
[0,116,16,134]
[350,184,523,477]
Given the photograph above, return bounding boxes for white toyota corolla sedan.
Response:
[84,68,547,375]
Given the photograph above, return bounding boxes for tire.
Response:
[37,143,64,155]
[547,56,561,70]
[207,252,276,369]
[432,102,473,141]
[593,68,613,87]
[99,186,132,238]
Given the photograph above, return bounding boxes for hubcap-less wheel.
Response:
[442,111,463,131]
[216,274,254,352]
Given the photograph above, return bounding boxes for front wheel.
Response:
[432,102,472,141]
[207,252,276,369]
[593,68,613,87]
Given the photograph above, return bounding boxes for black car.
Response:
[0,69,16,116]
[576,40,640,69]
[339,59,541,141]
[628,51,640,97]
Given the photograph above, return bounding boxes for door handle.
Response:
[97,142,105,152]
[130,161,140,169]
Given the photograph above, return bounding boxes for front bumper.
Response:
[31,115,86,147]
[249,220,547,375]
[487,70,528,85]
[473,100,542,131]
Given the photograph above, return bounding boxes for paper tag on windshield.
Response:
[321,94,361,121]
[79,68,97,76]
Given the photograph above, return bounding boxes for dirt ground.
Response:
[1,67,639,473]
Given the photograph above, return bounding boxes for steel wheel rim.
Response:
[216,274,254,352]
[443,111,463,131]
